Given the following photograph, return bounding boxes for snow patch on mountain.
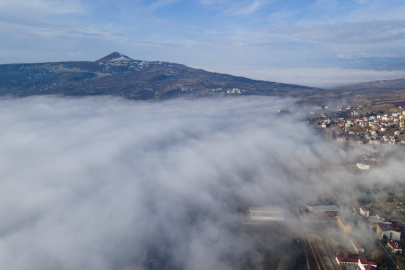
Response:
[108,54,133,63]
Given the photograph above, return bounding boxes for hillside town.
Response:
[237,105,405,269]
[304,106,405,269]
[309,105,405,145]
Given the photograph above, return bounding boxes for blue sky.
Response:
[1,0,405,86]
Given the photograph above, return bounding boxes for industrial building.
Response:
[248,207,284,222]
[306,205,339,216]
[377,223,401,241]
[336,256,377,269]
[337,216,351,233]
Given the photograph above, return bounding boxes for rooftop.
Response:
[251,212,284,217]
[368,216,382,223]
[336,256,357,263]
[307,205,339,212]
[250,207,282,213]
[388,240,402,249]
[378,222,399,231]
[363,266,375,270]
[359,258,377,266]
[336,256,377,268]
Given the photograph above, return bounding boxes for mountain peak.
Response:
[96,52,133,62]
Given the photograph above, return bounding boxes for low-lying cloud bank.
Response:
[198,66,405,88]
[0,96,403,269]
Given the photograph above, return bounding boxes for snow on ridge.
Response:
[108,55,132,62]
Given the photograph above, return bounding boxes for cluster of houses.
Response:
[210,88,223,91]
[347,112,403,143]
[334,214,379,269]
[318,107,405,144]
[305,202,403,268]
[226,88,242,94]
[333,206,403,268]
[360,207,403,254]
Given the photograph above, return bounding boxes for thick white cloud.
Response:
[0,96,403,269]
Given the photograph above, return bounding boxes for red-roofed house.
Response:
[360,207,369,217]
[388,240,402,254]
[351,238,364,253]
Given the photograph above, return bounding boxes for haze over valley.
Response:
[0,96,404,270]
[2,0,405,269]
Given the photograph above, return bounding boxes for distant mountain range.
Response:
[0,52,320,100]
[1,52,405,103]
[333,78,405,91]
[274,56,405,71]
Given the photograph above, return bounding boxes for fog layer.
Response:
[198,66,405,88]
[0,96,403,269]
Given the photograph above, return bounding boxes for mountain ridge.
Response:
[0,52,321,100]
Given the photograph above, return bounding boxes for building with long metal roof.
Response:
[249,207,284,222]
